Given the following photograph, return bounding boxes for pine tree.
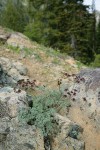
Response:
[96,18,100,54]
[25,0,95,63]
[0,0,28,32]
[55,0,95,63]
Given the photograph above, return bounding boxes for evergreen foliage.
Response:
[0,0,29,32]
[91,54,100,67]
[24,0,95,64]
[0,0,99,64]
[96,19,100,54]
[24,21,44,43]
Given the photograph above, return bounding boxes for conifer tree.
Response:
[96,18,100,54]
[25,0,94,63]
[1,0,28,32]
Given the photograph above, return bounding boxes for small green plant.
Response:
[76,61,85,69]
[0,41,5,45]
[19,89,69,135]
[52,57,60,65]
[34,53,43,62]
[19,89,70,150]
[23,47,33,56]
[7,45,20,53]
[68,124,83,139]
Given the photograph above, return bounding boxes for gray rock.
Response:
[79,68,100,91]
[0,117,11,144]
[0,57,12,71]
[0,57,29,86]
[7,32,31,50]
[0,87,27,118]
[66,137,85,150]
[63,68,100,128]
[0,34,10,43]
[0,84,44,150]
[5,124,37,150]
[0,27,10,43]
[0,86,13,93]
[0,118,44,150]
[52,114,84,150]
[13,61,28,75]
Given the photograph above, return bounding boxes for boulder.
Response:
[7,32,34,50]
[0,118,44,150]
[0,86,44,150]
[0,34,10,43]
[0,57,29,86]
[0,87,27,118]
[62,68,100,128]
[52,114,84,150]
[0,26,11,43]
[12,61,28,75]
[66,137,85,150]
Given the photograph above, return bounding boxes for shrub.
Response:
[24,22,43,43]
[19,88,70,149]
[19,89,70,137]
[91,54,100,68]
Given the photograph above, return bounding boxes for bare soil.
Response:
[68,106,100,150]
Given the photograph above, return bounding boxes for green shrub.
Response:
[24,22,43,43]
[91,54,100,68]
[19,89,70,137]
[7,45,20,53]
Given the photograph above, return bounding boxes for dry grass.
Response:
[0,42,79,88]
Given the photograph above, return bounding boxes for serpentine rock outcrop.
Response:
[0,57,28,86]
[0,26,35,50]
[0,86,45,150]
[52,114,85,150]
[0,26,85,150]
[0,87,27,118]
[62,68,100,128]
[0,86,85,150]
[0,27,11,43]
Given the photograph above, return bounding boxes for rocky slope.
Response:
[61,69,100,150]
[0,26,100,150]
